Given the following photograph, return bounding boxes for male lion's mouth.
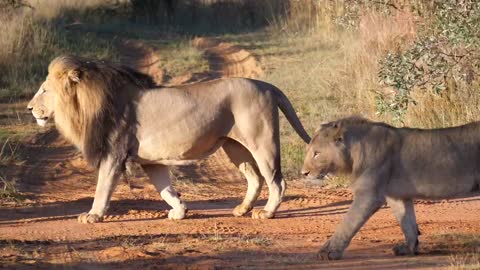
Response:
[35,117,49,127]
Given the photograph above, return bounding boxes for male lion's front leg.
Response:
[78,156,122,224]
[319,191,385,260]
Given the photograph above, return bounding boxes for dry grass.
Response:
[429,233,480,270]
[25,0,122,19]
[0,4,116,99]
[336,10,418,121]
[0,174,23,202]
[406,80,480,128]
[449,253,480,270]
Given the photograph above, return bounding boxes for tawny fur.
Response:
[47,55,155,167]
[302,116,480,260]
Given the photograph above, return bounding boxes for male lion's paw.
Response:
[168,208,187,220]
[392,243,417,256]
[318,240,343,260]
[78,212,103,224]
[233,204,253,217]
[251,209,274,219]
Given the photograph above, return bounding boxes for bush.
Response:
[376,0,480,125]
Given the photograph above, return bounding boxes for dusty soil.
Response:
[1,38,479,270]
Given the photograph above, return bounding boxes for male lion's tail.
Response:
[272,87,311,143]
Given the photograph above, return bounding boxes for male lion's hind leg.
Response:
[319,191,385,260]
[250,147,284,220]
[142,164,187,220]
[222,139,264,217]
[386,197,419,256]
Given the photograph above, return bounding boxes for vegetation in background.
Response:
[2,0,480,183]
[377,0,480,126]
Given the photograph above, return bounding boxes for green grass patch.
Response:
[151,39,209,79]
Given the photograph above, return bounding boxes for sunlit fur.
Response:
[40,55,155,167]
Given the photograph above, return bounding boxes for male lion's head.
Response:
[27,80,56,127]
[301,121,352,183]
[27,56,93,128]
[27,55,155,167]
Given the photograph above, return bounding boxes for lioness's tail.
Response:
[272,86,311,143]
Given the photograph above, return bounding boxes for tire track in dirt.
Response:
[117,40,166,85]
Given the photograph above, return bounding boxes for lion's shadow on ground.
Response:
[0,196,352,224]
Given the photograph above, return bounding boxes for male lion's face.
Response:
[27,79,56,127]
[301,122,350,183]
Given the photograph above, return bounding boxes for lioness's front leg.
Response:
[386,197,419,256]
[319,191,385,260]
[78,156,122,224]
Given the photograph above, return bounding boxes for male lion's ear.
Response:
[67,69,81,84]
[332,124,345,144]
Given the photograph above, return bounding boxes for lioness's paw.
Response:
[318,249,343,260]
[251,209,274,219]
[233,204,253,217]
[318,240,343,260]
[392,243,417,256]
[168,208,187,220]
[78,212,103,224]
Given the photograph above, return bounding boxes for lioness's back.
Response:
[384,121,480,199]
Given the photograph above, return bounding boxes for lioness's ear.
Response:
[67,69,81,84]
[315,121,330,132]
[332,121,342,129]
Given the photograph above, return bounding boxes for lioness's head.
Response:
[301,121,352,183]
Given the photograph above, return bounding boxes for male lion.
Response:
[301,116,480,260]
[28,55,311,223]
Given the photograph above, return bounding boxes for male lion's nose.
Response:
[301,169,310,176]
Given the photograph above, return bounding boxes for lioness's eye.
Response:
[313,151,319,158]
[41,89,47,94]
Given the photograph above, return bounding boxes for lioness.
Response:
[28,55,311,223]
[301,116,480,260]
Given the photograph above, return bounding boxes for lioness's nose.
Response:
[301,169,310,176]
